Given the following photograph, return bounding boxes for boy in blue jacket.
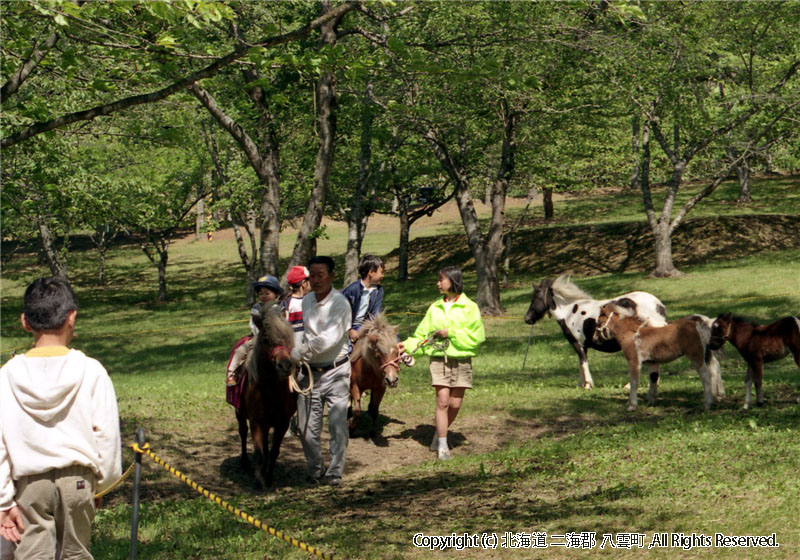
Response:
[341,255,384,343]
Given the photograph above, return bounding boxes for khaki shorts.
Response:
[429,356,473,388]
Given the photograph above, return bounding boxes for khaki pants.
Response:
[14,466,96,560]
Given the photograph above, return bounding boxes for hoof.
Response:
[756,401,765,408]
[626,404,637,412]
[583,383,594,390]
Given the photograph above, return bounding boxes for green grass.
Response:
[1,177,799,559]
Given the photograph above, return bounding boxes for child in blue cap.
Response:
[226,275,283,386]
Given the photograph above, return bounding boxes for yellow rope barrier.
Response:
[95,460,136,499]
[3,292,796,358]
[130,443,336,560]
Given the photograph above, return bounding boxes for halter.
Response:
[380,351,415,371]
[597,311,615,340]
[269,345,290,360]
[722,320,733,341]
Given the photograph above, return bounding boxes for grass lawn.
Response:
[1,177,799,559]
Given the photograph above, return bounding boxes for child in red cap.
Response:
[283,266,311,347]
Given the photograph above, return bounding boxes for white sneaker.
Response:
[437,448,451,461]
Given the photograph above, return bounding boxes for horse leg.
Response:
[349,384,362,435]
[627,360,640,411]
[647,367,659,405]
[696,362,714,411]
[753,358,765,407]
[573,343,593,389]
[367,386,386,437]
[743,364,754,410]
[250,422,266,489]
[266,422,288,488]
[708,353,725,400]
[236,409,250,471]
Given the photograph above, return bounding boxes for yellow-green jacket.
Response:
[402,293,485,358]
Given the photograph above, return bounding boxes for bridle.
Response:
[269,345,290,360]
[711,319,733,346]
[380,350,415,371]
[597,311,615,340]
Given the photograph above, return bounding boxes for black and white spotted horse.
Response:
[524,275,667,389]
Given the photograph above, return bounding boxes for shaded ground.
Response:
[385,214,800,277]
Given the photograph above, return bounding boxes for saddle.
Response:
[226,335,251,410]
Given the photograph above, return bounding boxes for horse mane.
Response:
[550,274,593,303]
[351,313,398,371]
[247,301,295,384]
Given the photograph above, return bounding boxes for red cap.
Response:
[287,266,309,286]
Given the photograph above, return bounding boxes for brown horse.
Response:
[709,313,800,409]
[597,303,723,411]
[236,302,297,488]
[348,314,402,436]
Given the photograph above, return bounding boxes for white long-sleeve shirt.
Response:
[0,347,122,510]
[290,289,351,367]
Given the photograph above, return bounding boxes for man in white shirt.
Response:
[290,256,352,486]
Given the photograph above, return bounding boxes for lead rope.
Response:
[288,361,313,396]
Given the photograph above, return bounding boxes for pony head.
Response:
[357,313,401,388]
[524,278,554,325]
[709,312,734,350]
[247,301,296,383]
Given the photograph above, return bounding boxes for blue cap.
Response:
[252,275,283,296]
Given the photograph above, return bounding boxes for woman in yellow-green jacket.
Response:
[400,266,485,461]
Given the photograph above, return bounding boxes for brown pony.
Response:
[348,313,402,436]
[709,313,800,409]
[237,302,297,488]
[597,303,724,411]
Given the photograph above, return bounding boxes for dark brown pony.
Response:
[710,313,800,409]
[348,313,402,436]
[237,302,297,488]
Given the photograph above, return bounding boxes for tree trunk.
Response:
[735,160,751,203]
[190,85,281,277]
[230,213,260,304]
[195,198,205,240]
[543,187,554,219]
[651,220,681,277]
[37,219,67,278]
[422,96,518,316]
[629,115,642,190]
[157,249,169,302]
[343,82,375,285]
[90,226,115,286]
[397,194,411,282]
[141,237,170,301]
[287,2,342,270]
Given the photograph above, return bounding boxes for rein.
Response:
[268,344,313,396]
[380,350,415,370]
[418,331,451,353]
[289,361,314,396]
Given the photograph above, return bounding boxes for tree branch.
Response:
[1,1,358,148]
[1,28,59,101]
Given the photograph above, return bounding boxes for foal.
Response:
[597,303,723,411]
[709,313,800,409]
